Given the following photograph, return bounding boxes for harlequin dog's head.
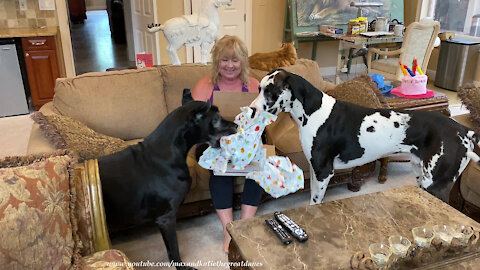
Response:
[250,69,295,115]
[181,89,237,147]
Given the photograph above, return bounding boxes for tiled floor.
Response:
[70,10,135,75]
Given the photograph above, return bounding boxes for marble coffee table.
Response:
[227,186,480,269]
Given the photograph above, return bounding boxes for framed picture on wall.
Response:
[295,0,404,27]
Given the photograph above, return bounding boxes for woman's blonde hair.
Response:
[211,35,249,86]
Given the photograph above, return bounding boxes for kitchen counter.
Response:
[0,27,58,38]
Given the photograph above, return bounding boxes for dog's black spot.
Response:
[251,107,257,118]
[379,110,390,118]
[279,100,284,107]
[269,108,278,115]
[312,198,317,203]
[263,104,267,110]
[367,126,375,132]
[268,75,275,80]
[290,94,295,102]
[298,116,303,122]
[302,115,308,126]
[394,121,400,128]
[374,120,377,123]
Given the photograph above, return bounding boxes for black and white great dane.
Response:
[250,69,480,204]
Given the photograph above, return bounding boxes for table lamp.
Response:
[350,1,384,17]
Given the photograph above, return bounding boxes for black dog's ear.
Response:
[273,69,290,89]
[189,102,211,124]
[182,89,194,105]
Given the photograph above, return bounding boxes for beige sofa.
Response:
[450,113,480,222]
[27,59,376,219]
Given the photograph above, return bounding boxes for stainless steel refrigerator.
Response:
[0,38,30,117]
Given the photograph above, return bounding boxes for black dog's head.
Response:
[249,69,294,115]
[182,89,237,147]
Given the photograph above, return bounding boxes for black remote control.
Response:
[265,219,292,245]
[274,211,308,242]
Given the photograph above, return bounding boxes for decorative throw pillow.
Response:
[31,112,129,161]
[325,75,390,109]
[78,249,134,269]
[458,85,480,133]
[0,150,80,269]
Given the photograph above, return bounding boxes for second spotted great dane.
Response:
[250,69,480,204]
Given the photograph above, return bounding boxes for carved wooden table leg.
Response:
[378,158,389,183]
[348,162,376,192]
[347,177,363,192]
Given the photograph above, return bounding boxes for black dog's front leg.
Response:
[156,217,197,270]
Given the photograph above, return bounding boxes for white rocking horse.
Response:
[147,0,232,65]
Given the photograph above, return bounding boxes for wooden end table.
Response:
[377,89,451,183]
[227,186,480,269]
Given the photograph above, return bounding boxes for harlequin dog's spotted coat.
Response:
[250,69,480,204]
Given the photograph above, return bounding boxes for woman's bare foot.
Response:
[223,233,231,253]
[216,208,233,254]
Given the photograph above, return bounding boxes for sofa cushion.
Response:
[157,64,211,113]
[31,112,129,161]
[0,151,80,269]
[458,85,480,133]
[53,68,167,140]
[460,161,480,207]
[250,59,332,92]
[325,75,390,109]
[282,59,329,91]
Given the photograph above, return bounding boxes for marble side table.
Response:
[227,186,480,269]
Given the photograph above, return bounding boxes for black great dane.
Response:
[98,89,236,269]
[250,69,480,204]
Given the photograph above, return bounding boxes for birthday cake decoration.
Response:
[391,58,434,99]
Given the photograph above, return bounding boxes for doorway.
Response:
[188,0,252,63]
[68,0,135,75]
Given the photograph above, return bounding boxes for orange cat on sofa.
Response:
[249,42,297,71]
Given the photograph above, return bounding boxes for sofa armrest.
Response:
[265,112,303,154]
[74,159,112,253]
[27,101,61,155]
[26,123,58,155]
[452,113,474,129]
[323,81,336,92]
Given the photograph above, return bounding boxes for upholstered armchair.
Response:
[367,18,440,81]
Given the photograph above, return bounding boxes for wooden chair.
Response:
[367,18,440,81]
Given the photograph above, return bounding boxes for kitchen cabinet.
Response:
[22,36,60,110]
[68,0,87,24]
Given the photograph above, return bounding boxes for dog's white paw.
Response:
[467,151,480,163]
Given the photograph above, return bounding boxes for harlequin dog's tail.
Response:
[466,131,480,163]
